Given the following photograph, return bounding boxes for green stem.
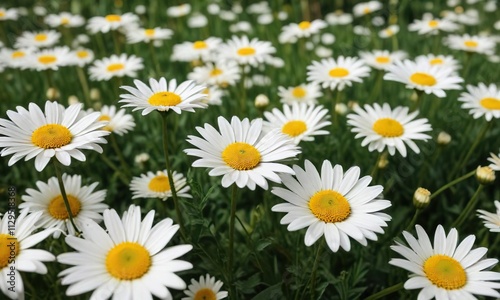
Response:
[309,241,324,300]
[53,160,80,235]
[366,282,404,300]
[452,184,484,229]
[430,169,475,200]
[370,70,383,103]
[112,30,121,54]
[370,151,384,180]
[228,184,238,299]
[149,42,161,76]
[110,134,131,177]
[331,89,341,131]
[76,67,91,108]
[100,153,129,185]
[404,209,421,232]
[239,65,247,117]
[410,90,424,111]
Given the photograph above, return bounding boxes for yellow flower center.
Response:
[0,234,19,268]
[328,67,349,78]
[210,68,223,77]
[148,175,171,193]
[428,20,439,28]
[35,34,48,42]
[480,97,500,110]
[429,58,443,65]
[375,56,390,64]
[106,242,151,280]
[222,142,261,170]
[308,190,351,223]
[193,41,208,49]
[292,87,306,98]
[61,17,70,25]
[194,288,217,300]
[410,72,437,86]
[105,14,121,22]
[373,118,404,137]
[31,124,72,149]
[12,51,25,59]
[76,50,89,58]
[385,29,394,36]
[237,47,256,56]
[423,255,467,290]
[99,115,112,131]
[48,195,82,220]
[38,55,57,65]
[0,11,5,18]
[144,29,155,37]
[464,40,478,48]
[298,21,311,30]
[282,120,307,137]
[106,63,125,72]
[148,92,182,106]
[363,7,371,14]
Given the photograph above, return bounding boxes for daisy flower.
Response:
[130,169,191,200]
[218,35,276,67]
[171,37,222,63]
[0,209,57,300]
[444,34,496,55]
[443,8,479,26]
[202,86,224,106]
[353,1,382,17]
[119,77,207,115]
[459,83,500,121]
[182,274,228,300]
[263,103,331,144]
[14,30,60,48]
[347,103,432,157]
[325,10,353,25]
[390,224,500,299]
[409,16,459,35]
[415,54,460,72]
[278,83,323,105]
[379,25,399,38]
[0,7,18,21]
[488,151,500,171]
[477,201,500,233]
[69,48,94,67]
[86,13,139,34]
[0,101,109,171]
[58,205,193,300]
[44,12,85,28]
[126,27,173,44]
[19,174,108,238]
[167,3,191,17]
[359,50,407,71]
[188,61,241,87]
[26,46,71,71]
[306,56,371,91]
[188,13,208,28]
[184,116,300,190]
[272,160,391,252]
[384,59,463,98]
[0,48,33,68]
[88,54,143,81]
[279,20,327,44]
[94,105,135,135]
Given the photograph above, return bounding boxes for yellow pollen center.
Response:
[464,40,478,48]
[0,12,5,18]
[480,97,500,110]
[309,190,351,223]
[328,67,349,78]
[38,55,57,65]
[12,51,25,59]
[385,29,394,36]
[144,29,155,36]
[292,87,306,98]
[48,195,82,220]
[0,234,19,268]
[148,175,171,193]
[35,34,48,42]
[106,242,151,280]
[298,21,311,30]
[375,56,390,64]
[423,255,467,290]
[76,51,89,58]
[428,20,439,28]
[61,17,70,25]
[282,120,307,137]
[363,7,371,14]
[106,63,125,72]
[237,47,256,56]
[430,58,443,65]
[194,288,217,300]
[99,115,111,121]
[105,14,121,22]
[210,68,223,77]
[31,124,72,149]
[222,142,261,170]
[193,41,208,49]
[410,72,437,86]
[373,118,404,137]
[148,92,182,106]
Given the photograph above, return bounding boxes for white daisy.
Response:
[218,35,276,67]
[126,27,173,44]
[384,59,463,98]
[278,83,323,105]
[0,7,18,21]
[182,274,228,300]
[390,224,500,299]
[353,1,383,17]
[0,101,109,171]
[19,174,108,238]
[444,34,496,55]
[325,10,353,25]
[272,160,391,252]
[347,103,432,157]
[187,13,208,28]
[409,16,459,35]
[167,3,191,17]
[130,169,191,200]
[0,209,57,300]
[415,54,461,73]
[279,19,327,44]
[94,105,135,135]
[306,56,371,91]
[88,54,144,81]
[459,83,500,121]
[378,25,400,38]
[0,48,33,69]
[58,205,193,300]
[119,77,207,115]
[444,8,480,26]
[188,61,241,87]
[488,151,500,171]
[263,103,331,144]
[14,30,60,48]
[477,201,500,233]
[184,116,300,190]
[359,50,407,71]
[86,13,139,34]
[202,86,224,106]
[44,12,85,28]
[68,48,94,67]
[171,37,222,63]
[26,46,72,71]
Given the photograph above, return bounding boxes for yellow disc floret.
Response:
[106,242,151,280]
[31,124,72,149]
[222,142,261,170]
[148,92,182,106]
[423,255,467,290]
[372,118,404,137]
[309,190,351,223]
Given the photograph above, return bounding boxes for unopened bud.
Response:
[90,88,100,101]
[437,131,451,146]
[410,91,419,102]
[347,100,359,110]
[255,94,269,109]
[378,152,389,169]
[135,153,150,165]
[476,166,495,185]
[413,187,431,209]
[335,103,348,115]
[46,87,60,100]
[68,95,80,105]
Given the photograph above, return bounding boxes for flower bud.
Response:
[437,131,451,146]
[255,94,269,109]
[476,166,495,185]
[68,95,80,105]
[413,187,431,209]
[135,153,150,166]
[90,88,100,101]
[335,103,348,115]
[46,87,59,100]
